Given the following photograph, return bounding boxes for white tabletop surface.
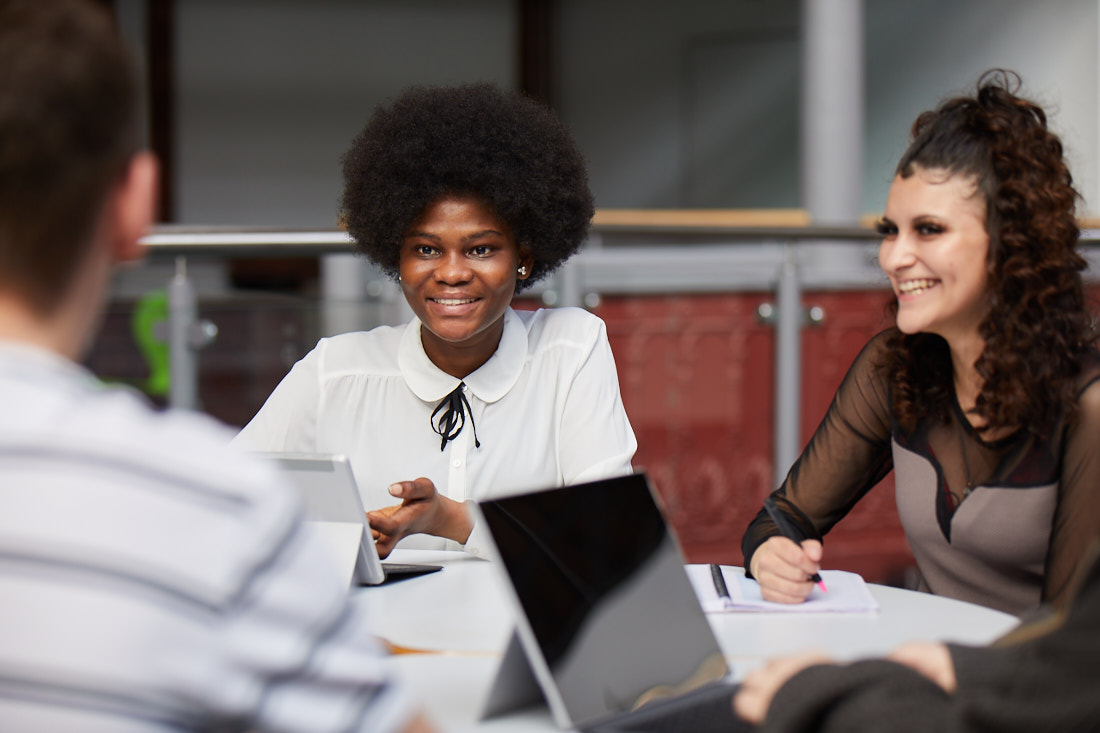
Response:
[359,550,1020,732]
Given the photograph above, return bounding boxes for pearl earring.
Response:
[517,266,527,276]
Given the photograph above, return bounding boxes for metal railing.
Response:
[137,223,1100,484]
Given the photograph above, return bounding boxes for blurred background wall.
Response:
[113,0,1099,224]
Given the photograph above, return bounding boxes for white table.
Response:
[359,550,1019,732]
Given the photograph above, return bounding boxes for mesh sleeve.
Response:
[1043,373,1100,607]
[742,332,895,573]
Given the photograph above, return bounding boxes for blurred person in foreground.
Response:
[732,539,1100,731]
[0,1,431,730]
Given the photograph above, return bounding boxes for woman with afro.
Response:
[234,83,636,557]
[742,70,1100,617]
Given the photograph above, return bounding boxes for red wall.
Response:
[595,290,915,584]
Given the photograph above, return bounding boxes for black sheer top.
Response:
[742,329,1100,612]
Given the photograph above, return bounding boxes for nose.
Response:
[434,249,472,284]
[878,232,917,275]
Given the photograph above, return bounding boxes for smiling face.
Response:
[399,194,532,378]
[878,167,991,345]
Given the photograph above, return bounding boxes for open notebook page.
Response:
[687,564,879,613]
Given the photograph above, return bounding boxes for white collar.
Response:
[397,308,527,404]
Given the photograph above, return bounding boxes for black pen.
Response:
[709,563,730,600]
[763,497,827,592]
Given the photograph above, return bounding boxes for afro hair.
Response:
[339,82,594,292]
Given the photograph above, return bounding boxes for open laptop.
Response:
[261,453,440,586]
[472,473,741,733]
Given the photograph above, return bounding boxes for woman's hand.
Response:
[887,642,957,693]
[750,536,823,603]
[733,650,833,724]
[366,478,473,558]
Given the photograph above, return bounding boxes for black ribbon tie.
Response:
[431,382,481,451]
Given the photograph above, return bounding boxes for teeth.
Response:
[898,279,937,295]
[433,298,476,305]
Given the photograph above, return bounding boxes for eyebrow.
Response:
[877,213,947,226]
[404,229,506,241]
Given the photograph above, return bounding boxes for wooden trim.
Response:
[593,210,1100,231]
[593,209,813,228]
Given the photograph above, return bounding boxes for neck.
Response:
[0,295,74,359]
[947,329,986,423]
[0,241,111,362]
[421,317,506,379]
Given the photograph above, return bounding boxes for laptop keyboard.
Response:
[582,682,748,733]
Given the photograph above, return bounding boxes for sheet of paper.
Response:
[686,564,879,613]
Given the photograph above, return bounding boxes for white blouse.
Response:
[232,306,637,555]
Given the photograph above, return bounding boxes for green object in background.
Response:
[131,289,170,397]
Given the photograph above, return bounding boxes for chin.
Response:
[894,315,929,335]
[423,324,479,343]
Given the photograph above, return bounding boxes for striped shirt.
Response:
[0,343,413,732]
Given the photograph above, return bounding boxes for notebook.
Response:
[262,453,440,586]
[688,564,880,613]
[472,473,742,733]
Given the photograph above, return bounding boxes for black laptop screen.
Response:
[479,473,728,725]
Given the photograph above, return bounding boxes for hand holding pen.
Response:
[749,497,827,603]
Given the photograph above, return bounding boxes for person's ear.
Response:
[517,246,534,281]
[111,151,159,264]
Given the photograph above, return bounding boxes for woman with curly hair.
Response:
[742,70,1100,616]
[235,83,636,557]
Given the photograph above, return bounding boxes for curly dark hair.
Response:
[883,69,1094,436]
[340,82,594,292]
